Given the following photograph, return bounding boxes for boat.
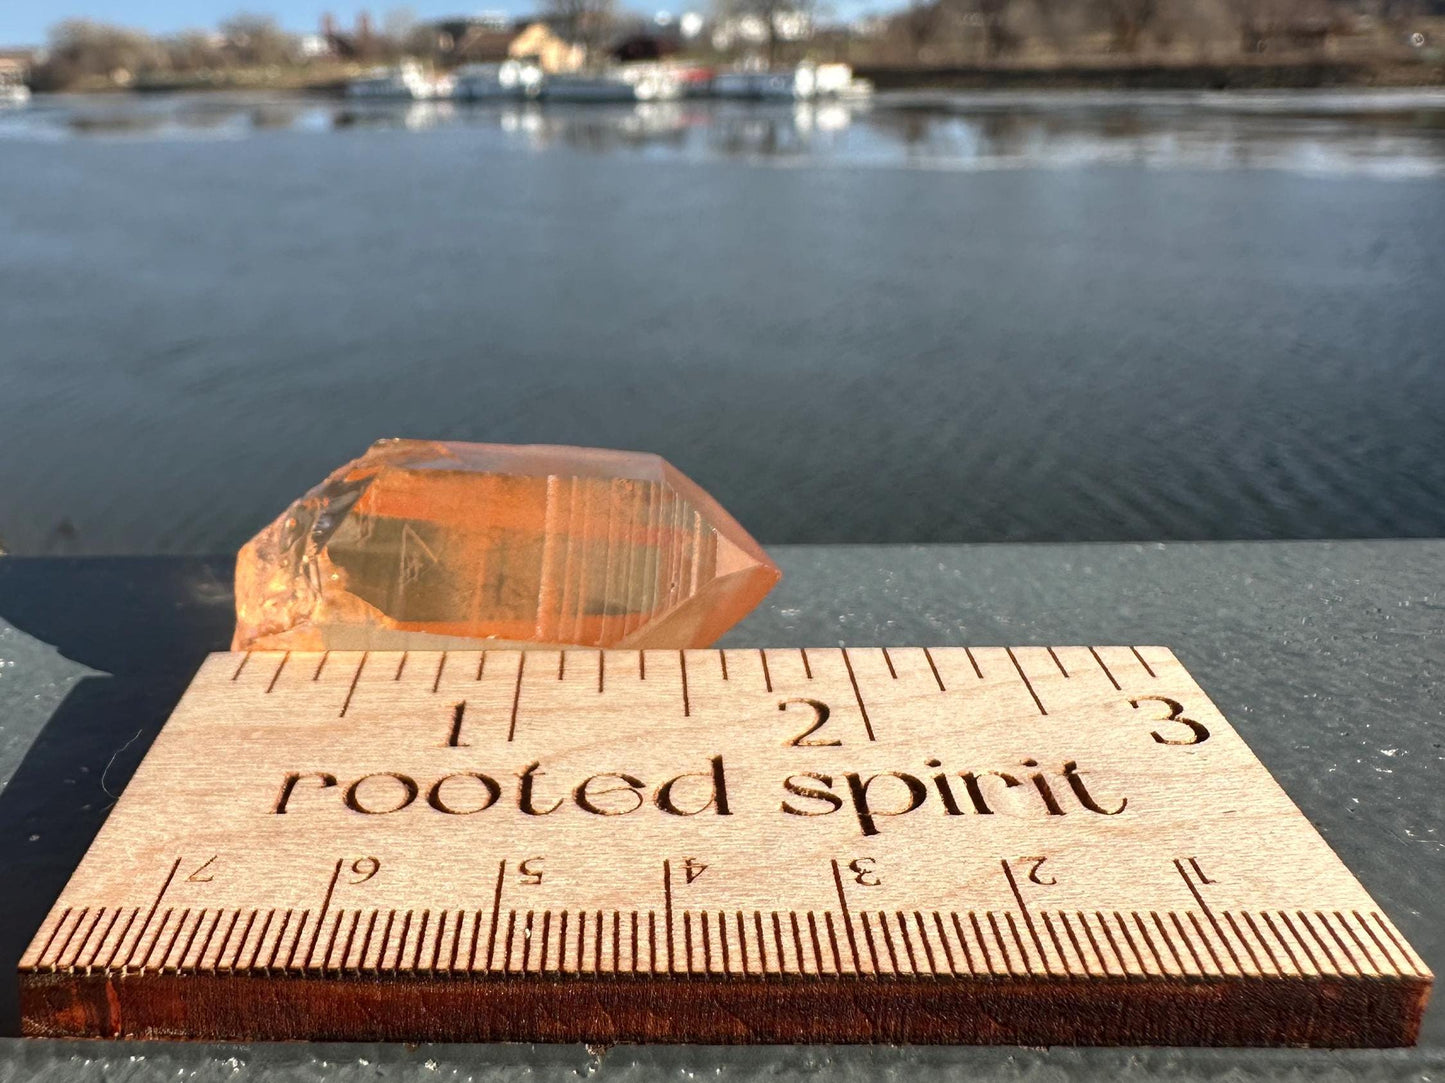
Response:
[539,64,682,103]
[0,69,29,105]
[345,60,452,100]
[812,62,873,100]
[452,60,544,101]
[712,62,871,102]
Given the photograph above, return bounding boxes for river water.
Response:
[1,90,1443,553]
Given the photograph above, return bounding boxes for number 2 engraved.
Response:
[186,855,217,883]
[1133,695,1210,745]
[782,698,839,747]
[1022,855,1055,885]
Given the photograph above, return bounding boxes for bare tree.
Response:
[545,0,619,66]
[902,0,946,60]
[1095,0,1159,52]
[976,0,1018,58]
[165,30,226,71]
[36,20,166,86]
[714,0,816,66]
[219,13,298,65]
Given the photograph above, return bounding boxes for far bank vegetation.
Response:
[22,0,1445,91]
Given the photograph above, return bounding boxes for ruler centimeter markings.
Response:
[19,647,1432,1046]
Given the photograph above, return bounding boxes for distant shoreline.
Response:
[29,56,1445,96]
[857,59,1445,92]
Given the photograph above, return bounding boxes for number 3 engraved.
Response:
[1132,696,1210,745]
[849,857,880,886]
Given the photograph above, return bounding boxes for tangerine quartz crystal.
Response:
[233,440,781,652]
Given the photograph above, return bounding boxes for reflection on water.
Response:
[3,89,1444,175]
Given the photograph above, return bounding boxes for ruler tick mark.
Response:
[663,860,675,972]
[1174,858,1237,974]
[230,653,251,681]
[486,861,505,971]
[507,654,525,742]
[1335,911,1378,972]
[841,648,876,741]
[265,652,289,693]
[931,912,956,975]
[1089,647,1120,690]
[759,650,772,692]
[1131,646,1157,677]
[679,652,690,717]
[947,912,974,974]
[85,908,123,972]
[1059,911,1090,975]
[968,912,992,973]
[1042,912,1072,975]
[339,653,367,717]
[1185,910,1223,973]
[305,860,343,970]
[923,648,946,691]
[1168,911,1203,973]
[431,653,446,692]
[1001,859,1051,973]
[1371,913,1423,977]
[1133,912,1168,973]
[1006,649,1047,715]
[245,909,274,972]
[214,910,242,971]
[313,651,329,681]
[830,860,862,973]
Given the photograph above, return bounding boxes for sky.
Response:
[2,0,878,51]
[2,2,557,48]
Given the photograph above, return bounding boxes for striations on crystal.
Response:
[233,440,781,651]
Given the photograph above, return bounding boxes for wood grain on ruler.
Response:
[19,647,1433,1045]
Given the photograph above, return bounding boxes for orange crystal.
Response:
[233,440,781,651]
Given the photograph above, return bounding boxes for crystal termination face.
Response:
[233,440,781,652]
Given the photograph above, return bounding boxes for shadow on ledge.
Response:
[0,556,234,1035]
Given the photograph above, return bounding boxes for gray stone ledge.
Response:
[0,542,1440,1079]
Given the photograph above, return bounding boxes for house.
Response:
[508,21,585,73]
[432,18,516,62]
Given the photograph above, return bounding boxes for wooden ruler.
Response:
[21,647,1431,1046]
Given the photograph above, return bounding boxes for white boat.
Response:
[452,60,543,100]
[0,71,29,105]
[712,70,799,100]
[540,64,682,103]
[712,62,871,102]
[346,60,452,100]
[813,62,873,100]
